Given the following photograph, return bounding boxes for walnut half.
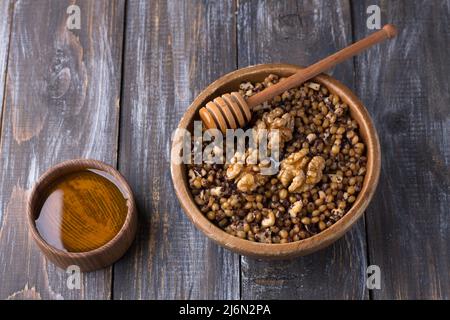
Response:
[254,107,294,152]
[225,149,270,193]
[277,149,325,193]
[278,148,309,193]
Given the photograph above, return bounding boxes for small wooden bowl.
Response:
[171,63,381,259]
[27,159,137,271]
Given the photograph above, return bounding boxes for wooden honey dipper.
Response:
[199,24,397,132]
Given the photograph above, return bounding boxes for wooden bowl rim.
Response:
[27,159,137,258]
[171,63,381,257]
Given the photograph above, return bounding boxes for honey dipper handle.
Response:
[247,24,397,108]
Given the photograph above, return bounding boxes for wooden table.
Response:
[0,0,448,300]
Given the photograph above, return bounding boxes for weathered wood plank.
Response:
[113,0,240,299]
[352,0,450,299]
[238,0,369,299]
[0,0,13,131]
[0,0,125,299]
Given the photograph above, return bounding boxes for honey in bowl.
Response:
[35,169,129,252]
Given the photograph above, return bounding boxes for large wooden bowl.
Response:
[171,64,380,258]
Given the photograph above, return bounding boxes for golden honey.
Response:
[35,169,128,252]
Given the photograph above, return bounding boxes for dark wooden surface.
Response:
[0,0,125,299]
[352,0,450,299]
[0,0,448,300]
[113,0,239,299]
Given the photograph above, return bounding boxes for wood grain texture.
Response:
[352,0,450,299]
[113,0,240,299]
[238,0,369,299]
[0,0,125,299]
[0,0,13,134]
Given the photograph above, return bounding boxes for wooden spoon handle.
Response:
[247,24,397,108]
